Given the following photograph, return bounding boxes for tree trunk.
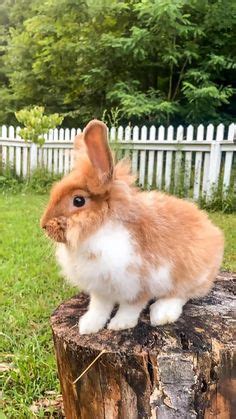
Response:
[51,272,235,419]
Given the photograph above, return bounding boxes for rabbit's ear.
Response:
[83,119,113,183]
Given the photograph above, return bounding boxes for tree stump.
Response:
[51,272,235,419]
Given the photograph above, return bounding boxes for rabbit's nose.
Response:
[41,221,49,232]
[41,218,53,232]
[40,215,48,229]
[41,222,50,232]
[41,217,68,243]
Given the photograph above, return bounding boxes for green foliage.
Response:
[102,107,123,128]
[107,83,179,123]
[200,186,235,214]
[15,106,63,145]
[182,82,234,122]
[0,167,60,194]
[0,0,235,125]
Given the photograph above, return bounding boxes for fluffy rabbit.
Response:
[41,120,224,334]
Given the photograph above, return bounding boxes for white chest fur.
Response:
[56,221,142,303]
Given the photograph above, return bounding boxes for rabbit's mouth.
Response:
[42,216,68,243]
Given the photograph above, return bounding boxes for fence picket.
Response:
[196,124,204,141]
[147,126,156,188]
[202,124,214,197]
[70,128,76,142]
[222,123,235,196]
[22,147,28,177]
[1,125,7,138]
[125,126,131,141]
[117,126,124,141]
[58,149,64,173]
[9,125,15,139]
[30,143,38,173]
[59,128,65,141]
[227,123,235,142]
[38,148,43,167]
[64,149,70,174]
[124,126,131,158]
[110,127,116,142]
[184,125,194,195]
[52,129,59,174]
[223,152,233,194]
[53,149,59,174]
[9,146,14,169]
[47,149,53,172]
[1,124,8,168]
[116,126,124,159]
[206,124,214,142]
[206,124,223,200]
[139,126,147,186]
[2,145,7,169]
[165,126,174,191]
[65,128,70,141]
[15,146,21,176]
[193,124,204,199]
[174,125,184,192]
[156,151,163,189]
[54,129,58,142]
[132,126,139,174]
[202,153,210,197]
[70,150,74,171]
[48,129,54,142]
[43,148,47,167]
[193,152,202,200]
[155,126,165,189]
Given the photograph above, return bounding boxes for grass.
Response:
[0,192,235,417]
[0,193,75,417]
[208,212,236,271]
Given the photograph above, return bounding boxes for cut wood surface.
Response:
[51,272,235,419]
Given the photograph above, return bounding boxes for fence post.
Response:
[139,126,147,187]
[206,124,223,201]
[1,125,8,169]
[30,142,38,174]
[222,123,235,197]
[193,124,204,201]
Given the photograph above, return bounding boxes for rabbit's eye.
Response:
[73,196,86,208]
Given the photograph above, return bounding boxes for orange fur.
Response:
[41,119,224,306]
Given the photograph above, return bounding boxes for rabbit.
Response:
[41,120,224,335]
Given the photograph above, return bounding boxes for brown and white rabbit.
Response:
[41,120,224,334]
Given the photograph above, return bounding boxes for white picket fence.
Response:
[0,123,235,200]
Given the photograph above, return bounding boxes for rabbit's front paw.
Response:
[79,312,105,335]
[150,298,185,326]
[108,314,138,331]
[108,301,145,331]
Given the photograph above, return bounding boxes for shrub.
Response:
[15,106,64,146]
[0,167,61,195]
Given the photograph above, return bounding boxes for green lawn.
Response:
[0,193,235,417]
[0,194,75,417]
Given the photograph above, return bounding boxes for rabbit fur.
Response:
[41,120,224,334]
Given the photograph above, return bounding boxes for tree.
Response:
[0,0,235,126]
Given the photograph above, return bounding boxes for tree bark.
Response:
[51,272,235,419]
